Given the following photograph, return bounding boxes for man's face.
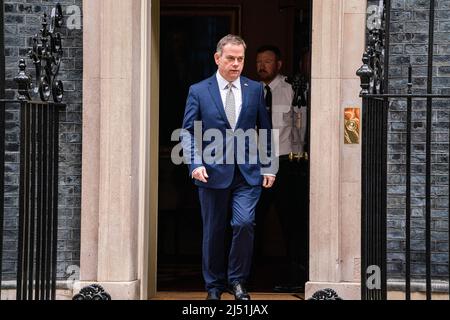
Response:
[215,44,245,82]
[257,51,282,84]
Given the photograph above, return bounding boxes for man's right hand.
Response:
[192,167,209,183]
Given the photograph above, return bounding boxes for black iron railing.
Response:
[361,96,388,300]
[1,99,64,300]
[358,0,390,301]
[361,92,450,301]
[1,2,66,300]
[0,100,4,302]
[1,0,6,301]
[359,0,450,300]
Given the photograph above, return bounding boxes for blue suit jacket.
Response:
[182,74,274,189]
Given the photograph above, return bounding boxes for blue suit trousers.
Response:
[198,168,262,292]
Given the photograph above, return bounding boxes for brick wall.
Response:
[2,0,82,281]
[1,0,447,286]
[367,0,450,281]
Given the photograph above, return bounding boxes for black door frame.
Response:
[157,1,313,293]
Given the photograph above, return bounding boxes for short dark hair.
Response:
[217,34,247,55]
[257,45,282,61]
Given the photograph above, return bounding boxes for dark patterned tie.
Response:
[265,85,273,119]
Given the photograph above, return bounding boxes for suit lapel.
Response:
[208,76,232,129]
[235,77,249,129]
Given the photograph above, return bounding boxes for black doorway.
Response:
[157,0,312,293]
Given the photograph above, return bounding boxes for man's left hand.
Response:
[263,175,276,189]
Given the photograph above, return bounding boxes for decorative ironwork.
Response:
[2,2,67,302]
[73,285,112,301]
[285,74,310,163]
[308,289,343,301]
[0,99,65,300]
[286,74,308,107]
[359,0,450,301]
[13,59,32,101]
[16,3,65,102]
[357,2,386,96]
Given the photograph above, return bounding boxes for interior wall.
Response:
[160,0,303,80]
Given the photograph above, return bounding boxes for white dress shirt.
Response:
[264,74,307,157]
[192,72,273,177]
[216,72,243,123]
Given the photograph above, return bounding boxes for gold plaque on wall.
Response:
[345,108,360,144]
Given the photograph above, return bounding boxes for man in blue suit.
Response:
[182,35,276,300]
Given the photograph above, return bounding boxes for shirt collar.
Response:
[217,72,241,90]
[265,74,284,91]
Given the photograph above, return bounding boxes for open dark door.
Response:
[158,4,241,292]
[157,0,312,294]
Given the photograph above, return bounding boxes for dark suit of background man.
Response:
[256,45,309,293]
[182,35,276,300]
